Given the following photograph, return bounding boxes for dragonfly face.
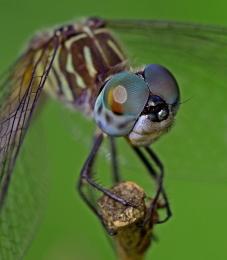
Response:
[94,64,180,146]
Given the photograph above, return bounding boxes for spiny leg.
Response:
[132,146,172,226]
[78,132,134,233]
[77,133,102,221]
[145,146,172,224]
[109,136,121,184]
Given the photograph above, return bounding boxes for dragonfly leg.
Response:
[78,132,135,234]
[144,146,172,224]
[109,136,121,183]
[132,146,172,226]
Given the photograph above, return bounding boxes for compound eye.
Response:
[94,72,149,136]
[144,64,180,105]
[104,72,149,116]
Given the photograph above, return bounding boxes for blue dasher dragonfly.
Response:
[0,17,227,259]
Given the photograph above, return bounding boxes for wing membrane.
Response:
[0,36,59,208]
[107,19,227,63]
[0,34,59,259]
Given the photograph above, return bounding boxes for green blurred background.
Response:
[1,0,227,259]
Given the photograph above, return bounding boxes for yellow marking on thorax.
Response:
[41,48,62,99]
[83,26,109,66]
[66,50,86,89]
[94,28,109,35]
[107,39,125,61]
[83,46,97,78]
[95,28,126,65]
[75,71,87,89]
[54,48,74,101]
[45,69,59,99]
[95,28,127,61]
[64,33,87,49]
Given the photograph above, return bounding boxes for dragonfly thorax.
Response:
[38,18,128,115]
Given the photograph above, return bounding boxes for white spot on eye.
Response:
[113,85,127,104]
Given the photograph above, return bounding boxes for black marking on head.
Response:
[113,110,123,116]
[142,95,169,122]
[105,112,112,123]
[97,120,103,129]
[117,121,130,130]
[97,103,103,115]
[171,96,180,115]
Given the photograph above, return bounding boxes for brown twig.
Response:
[98,181,161,260]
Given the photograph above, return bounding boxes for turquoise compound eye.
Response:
[144,64,180,106]
[94,72,149,136]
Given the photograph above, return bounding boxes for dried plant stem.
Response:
[98,181,160,260]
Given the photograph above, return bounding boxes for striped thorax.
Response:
[31,18,128,115]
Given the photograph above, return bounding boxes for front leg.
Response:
[109,136,121,183]
[131,144,172,227]
[77,131,134,233]
[144,146,172,225]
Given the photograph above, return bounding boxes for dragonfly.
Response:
[1,17,227,259]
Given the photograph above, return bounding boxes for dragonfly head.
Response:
[94,64,180,146]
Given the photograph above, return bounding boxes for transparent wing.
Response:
[0,35,59,259]
[104,19,227,183]
[0,101,51,260]
[107,19,227,65]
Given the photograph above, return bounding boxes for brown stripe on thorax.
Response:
[66,32,108,87]
[47,20,128,113]
[95,28,127,68]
